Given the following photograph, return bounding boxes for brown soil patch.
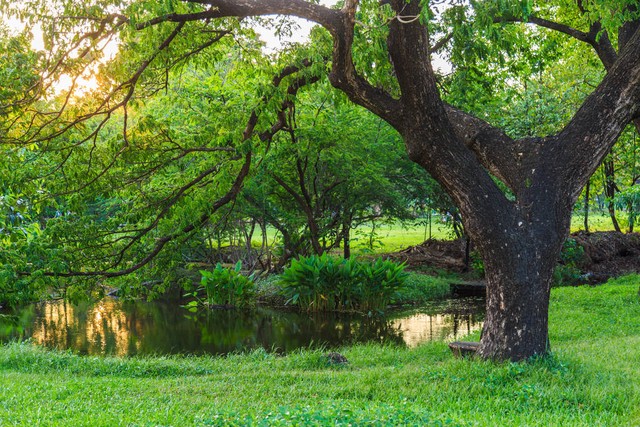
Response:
[389,238,469,273]
[571,231,640,283]
[388,231,640,284]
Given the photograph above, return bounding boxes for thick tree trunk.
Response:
[476,236,559,360]
[343,222,351,259]
[463,235,471,272]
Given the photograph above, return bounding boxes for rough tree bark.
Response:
[584,180,590,233]
[184,0,640,360]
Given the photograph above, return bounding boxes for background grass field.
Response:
[248,212,622,259]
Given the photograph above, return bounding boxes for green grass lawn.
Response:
[570,212,620,232]
[252,219,453,256]
[358,212,620,253]
[349,220,453,253]
[1,276,639,426]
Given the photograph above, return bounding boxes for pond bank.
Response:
[0,275,638,426]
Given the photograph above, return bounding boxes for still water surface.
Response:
[0,298,484,356]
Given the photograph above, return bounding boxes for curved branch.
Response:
[431,31,453,54]
[527,15,590,42]
[494,14,618,69]
[444,105,518,190]
[180,0,341,30]
[326,0,403,128]
[557,28,640,201]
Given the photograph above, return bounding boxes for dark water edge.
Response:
[0,297,484,357]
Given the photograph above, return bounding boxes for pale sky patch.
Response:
[254,0,451,73]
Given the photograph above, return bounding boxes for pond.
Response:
[0,297,484,356]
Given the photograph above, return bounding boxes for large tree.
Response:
[3,0,640,360]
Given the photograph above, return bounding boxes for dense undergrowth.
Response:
[0,276,638,426]
[200,256,449,312]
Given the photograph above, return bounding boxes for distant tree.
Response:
[242,84,435,261]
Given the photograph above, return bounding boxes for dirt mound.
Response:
[390,238,469,272]
[571,231,640,282]
[388,231,640,283]
[572,231,640,264]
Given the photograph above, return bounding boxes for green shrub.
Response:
[552,264,583,287]
[559,237,586,266]
[279,254,408,312]
[188,262,255,310]
[359,258,408,311]
[553,238,587,287]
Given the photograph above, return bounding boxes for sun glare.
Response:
[6,15,118,98]
[54,73,101,96]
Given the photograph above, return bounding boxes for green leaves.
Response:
[198,261,256,308]
[0,27,40,120]
[279,255,408,312]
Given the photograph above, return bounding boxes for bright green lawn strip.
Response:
[393,272,451,304]
[247,213,616,259]
[250,220,453,255]
[1,277,639,426]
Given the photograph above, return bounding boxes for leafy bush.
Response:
[279,254,408,312]
[553,238,586,287]
[552,264,583,287]
[187,262,255,310]
[558,238,586,266]
[359,258,409,311]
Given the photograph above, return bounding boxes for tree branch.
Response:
[180,0,341,30]
[31,57,321,279]
[327,0,404,129]
[494,14,618,69]
[557,28,640,202]
[430,31,453,54]
[443,105,518,190]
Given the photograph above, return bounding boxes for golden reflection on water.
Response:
[31,299,140,356]
[392,313,483,347]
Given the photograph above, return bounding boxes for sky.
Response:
[255,0,339,51]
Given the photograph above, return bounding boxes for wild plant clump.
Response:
[279,254,408,312]
[187,262,255,310]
